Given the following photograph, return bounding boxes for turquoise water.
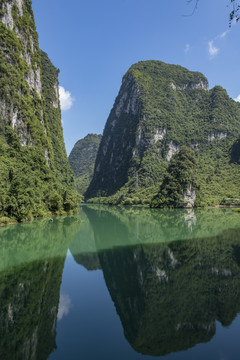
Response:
[1,206,240,359]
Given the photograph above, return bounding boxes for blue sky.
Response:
[32,0,240,154]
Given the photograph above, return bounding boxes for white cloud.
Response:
[208,40,219,58]
[234,94,240,102]
[59,86,74,111]
[57,293,72,320]
[218,30,229,39]
[207,29,229,60]
[184,43,190,54]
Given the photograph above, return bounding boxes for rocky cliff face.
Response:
[0,0,78,220]
[86,61,240,206]
[86,73,142,198]
[0,0,43,142]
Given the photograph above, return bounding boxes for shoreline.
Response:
[1,204,240,227]
[0,209,80,227]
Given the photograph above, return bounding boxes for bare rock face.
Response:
[166,141,180,161]
[184,185,196,208]
[1,0,42,98]
[0,0,43,147]
[1,0,17,30]
[207,132,227,141]
[170,80,209,92]
[52,82,60,109]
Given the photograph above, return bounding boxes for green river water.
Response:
[1,205,240,359]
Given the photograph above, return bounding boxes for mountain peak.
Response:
[86,61,240,207]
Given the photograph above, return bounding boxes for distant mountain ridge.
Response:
[69,134,102,195]
[86,61,240,206]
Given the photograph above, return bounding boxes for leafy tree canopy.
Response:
[151,146,197,208]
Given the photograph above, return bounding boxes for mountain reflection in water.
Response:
[96,231,240,356]
[1,207,240,359]
[72,206,240,356]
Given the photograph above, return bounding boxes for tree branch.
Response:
[183,0,239,25]
[183,0,199,17]
[229,0,240,26]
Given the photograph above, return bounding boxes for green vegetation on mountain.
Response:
[0,0,79,222]
[68,134,102,195]
[151,146,197,208]
[86,61,240,207]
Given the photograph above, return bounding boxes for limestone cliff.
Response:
[0,0,78,220]
[86,61,240,207]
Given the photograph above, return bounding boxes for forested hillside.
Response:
[69,134,102,195]
[0,0,79,222]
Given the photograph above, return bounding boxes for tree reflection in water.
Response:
[0,216,80,360]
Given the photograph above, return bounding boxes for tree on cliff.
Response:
[150,146,197,208]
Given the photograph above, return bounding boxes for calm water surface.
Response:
[1,206,240,359]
